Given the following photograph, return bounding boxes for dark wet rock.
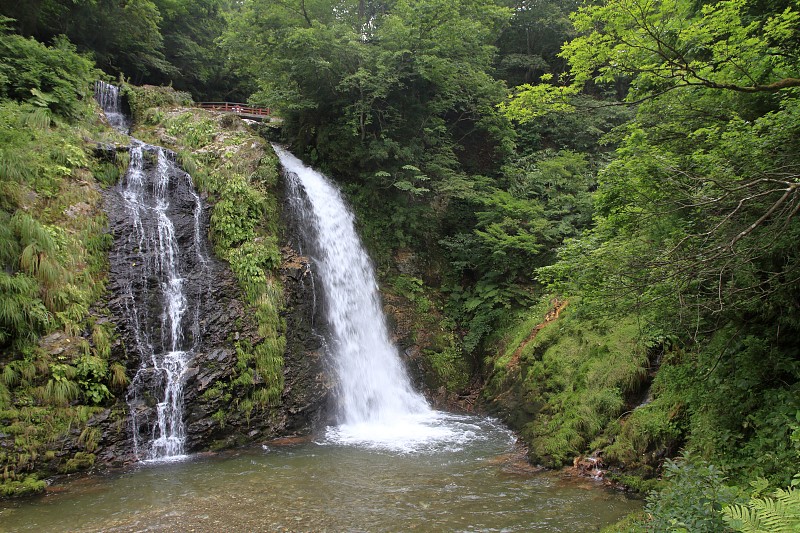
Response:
[96,148,330,463]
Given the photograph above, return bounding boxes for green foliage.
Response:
[0,29,125,488]
[425,339,470,392]
[644,456,741,533]
[723,474,800,532]
[564,0,800,97]
[0,23,98,119]
[124,85,192,125]
[210,177,267,252]
[0,272,52,347]
[485,299,649,467]
[164,111,215,148]
[494,0,577,87]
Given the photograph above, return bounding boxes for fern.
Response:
[723,483,800,532]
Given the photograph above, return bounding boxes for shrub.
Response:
[644,456,741,532]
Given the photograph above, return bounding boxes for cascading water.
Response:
[96,85,208,461]
[276,145,486,452]
[121,143,193,460]
[94,81,129,132]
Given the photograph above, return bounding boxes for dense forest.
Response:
[1,0,799,530]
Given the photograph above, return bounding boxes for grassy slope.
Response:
[0,95,130,496]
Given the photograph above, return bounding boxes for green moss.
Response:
[61,451,95,473]
[0,474,46,497]
[211,409,226,428]
[201,381,227,401]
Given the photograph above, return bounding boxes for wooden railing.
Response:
[195,102,271,118]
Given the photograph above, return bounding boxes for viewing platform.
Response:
[195,102,273,121]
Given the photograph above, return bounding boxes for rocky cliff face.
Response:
[181,247,330,450]
[95,145,329,465]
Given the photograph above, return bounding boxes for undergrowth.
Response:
[485,297,649,467]
[1,26,131,496]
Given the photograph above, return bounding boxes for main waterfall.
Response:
[276,145,482,452]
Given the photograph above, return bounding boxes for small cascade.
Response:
[119,143,200,460]
[95,84,209,461]
[94,81,129,132]
[276,145,483,452]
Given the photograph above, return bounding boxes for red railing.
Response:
[195,102,271,117]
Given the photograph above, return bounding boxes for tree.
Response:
[522,0,800,486]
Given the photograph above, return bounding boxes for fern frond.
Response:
[722,504,762,531]
[724,484,800,533]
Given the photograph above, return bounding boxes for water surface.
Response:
[0,416,640,532]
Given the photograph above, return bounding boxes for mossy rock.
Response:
[0,475,46,497]
[61,452,95,473]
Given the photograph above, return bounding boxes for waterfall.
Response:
[95,85,207,461]
[94,81,129,132]
[120,143,198,460]
[276,145,480,452]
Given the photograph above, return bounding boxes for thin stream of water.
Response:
[95,83,199,461]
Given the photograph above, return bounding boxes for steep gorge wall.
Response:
[0,92,332,496]
[105,97,330,455]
